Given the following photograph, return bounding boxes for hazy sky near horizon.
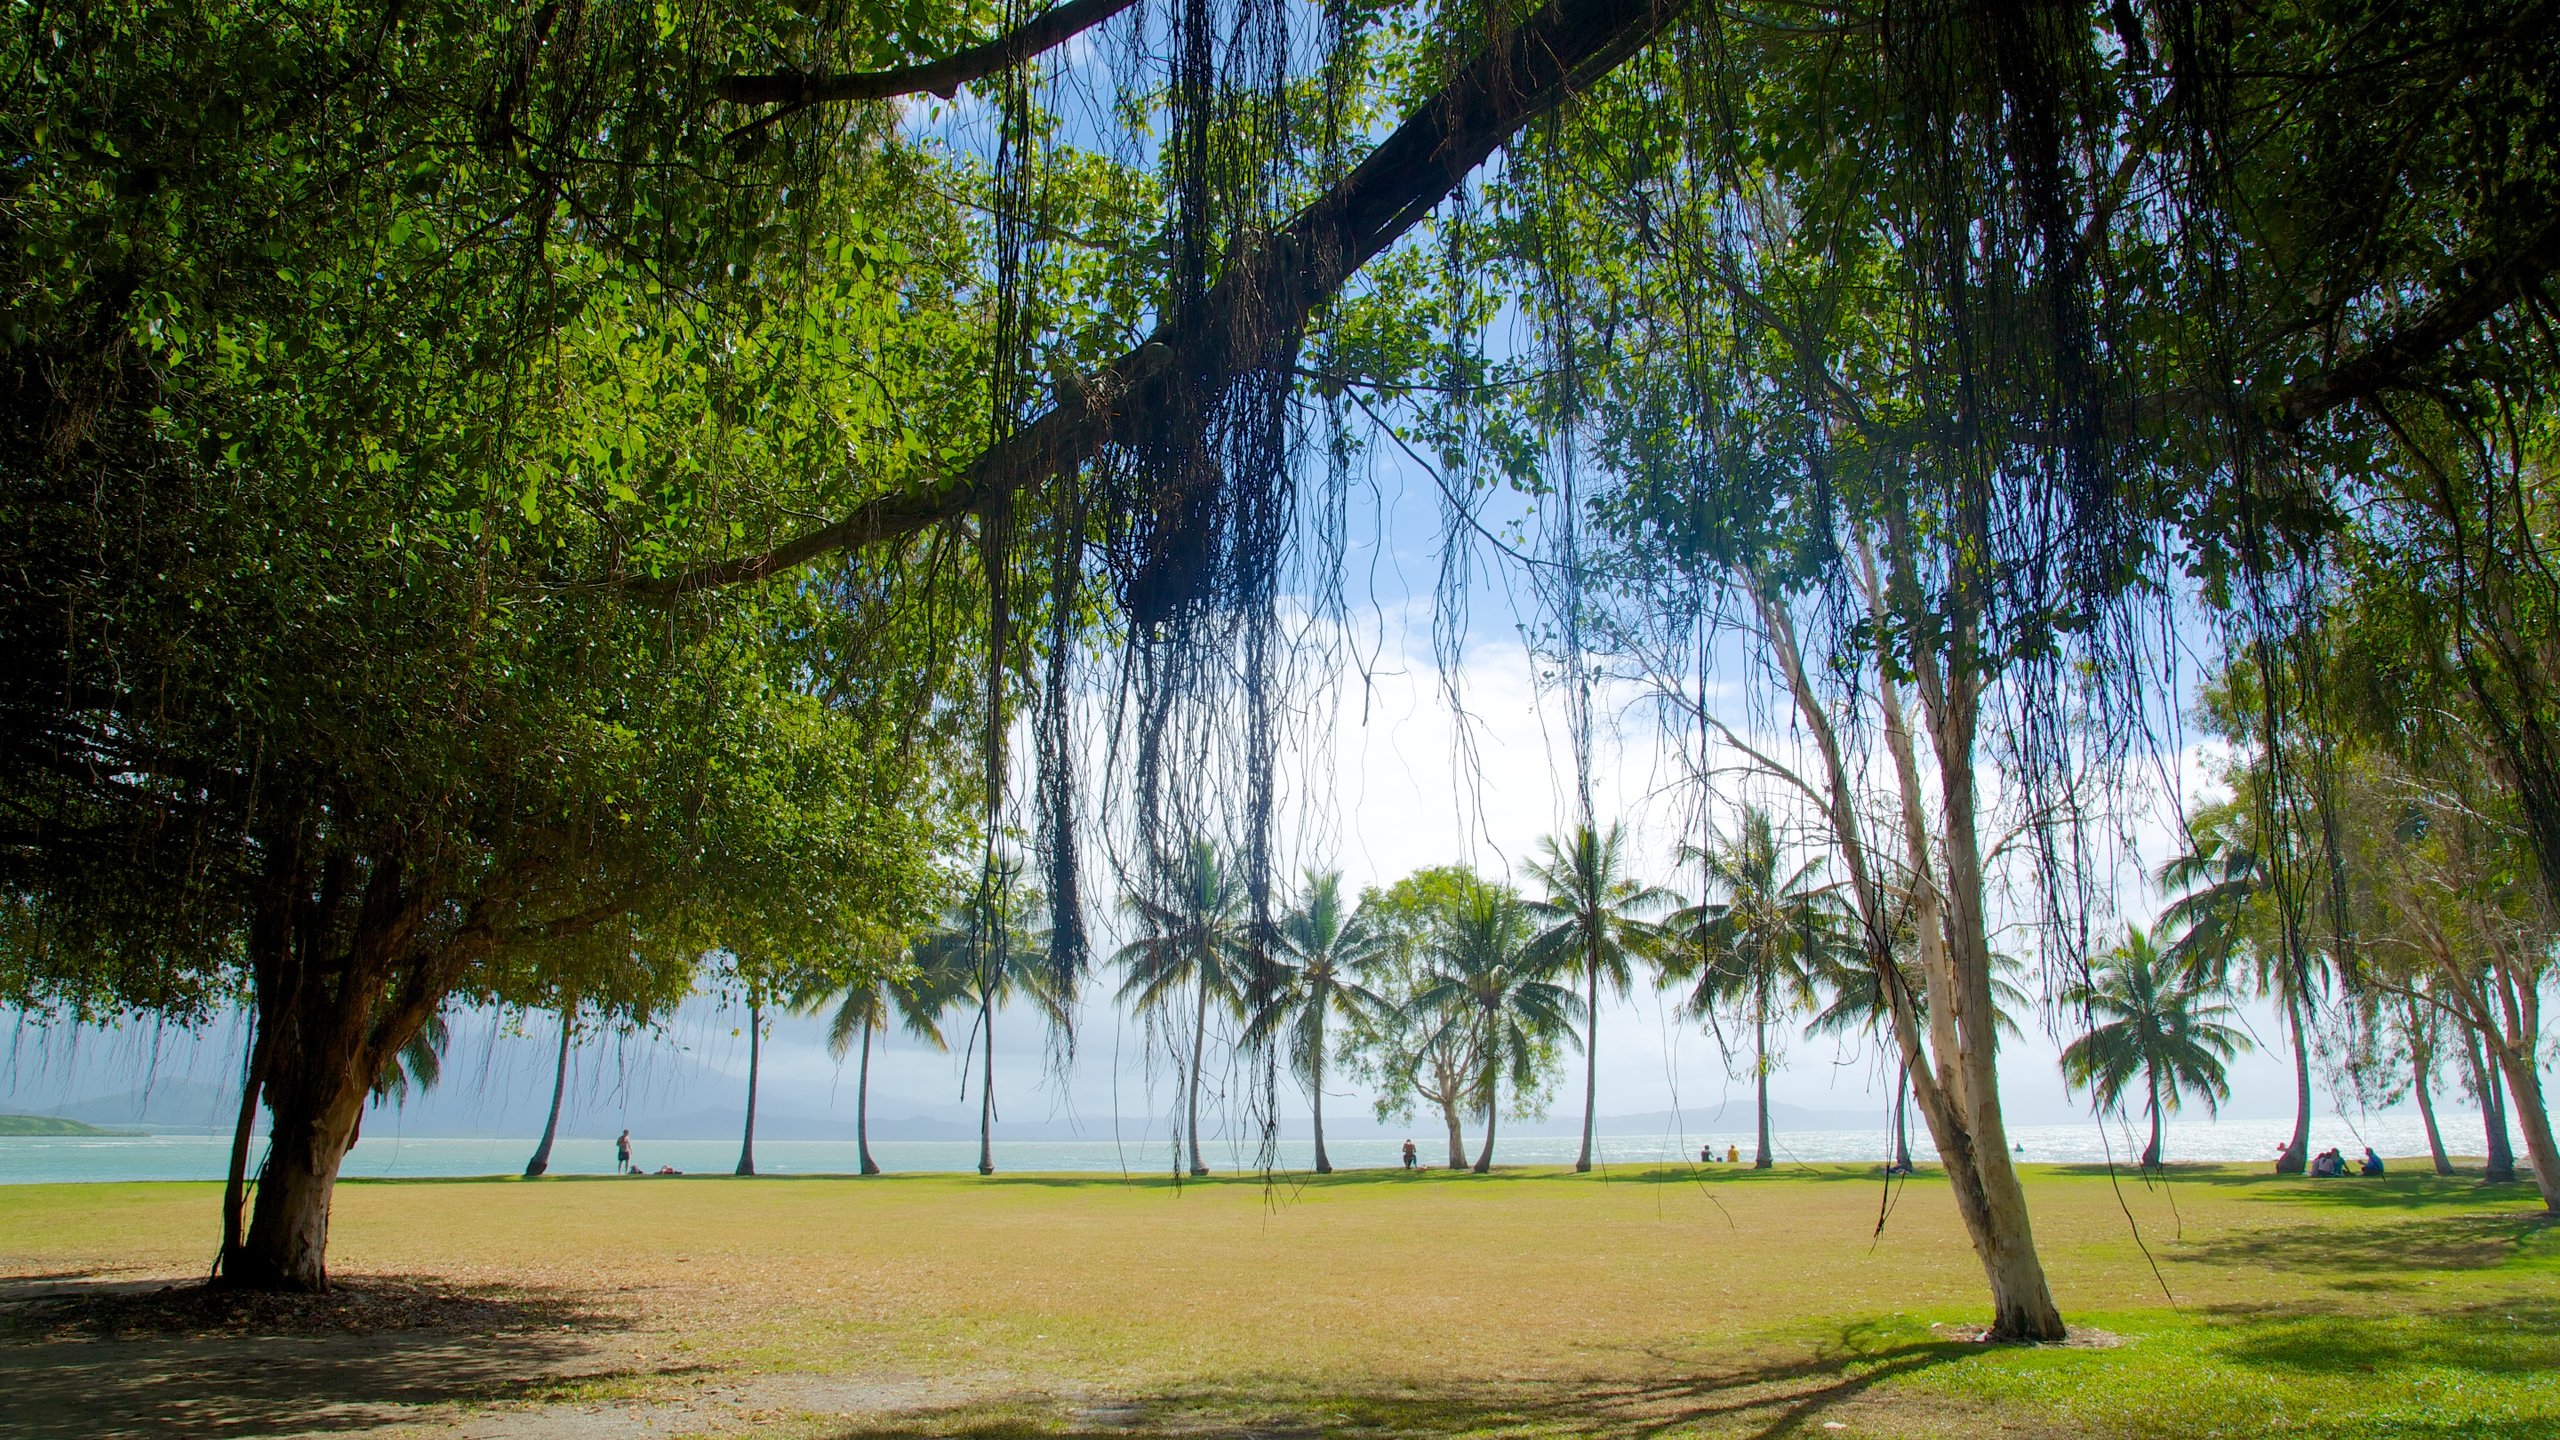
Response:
[5,575,2343,1151]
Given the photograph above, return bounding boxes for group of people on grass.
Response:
[2305,1145,2386,1178]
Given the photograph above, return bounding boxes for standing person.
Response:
[1401,1138,1417,1171]
[616,1129,632,1175]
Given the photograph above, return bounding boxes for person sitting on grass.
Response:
[2361,1147,2385,1177]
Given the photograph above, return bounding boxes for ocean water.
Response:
[0,1113,2489,1184]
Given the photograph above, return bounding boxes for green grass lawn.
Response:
[2,1162,2553,1438]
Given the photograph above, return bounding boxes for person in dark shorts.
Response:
[617,1129,632,1174]
[1401,1139,1418,1170]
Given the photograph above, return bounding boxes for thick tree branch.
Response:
[637,0,1682,598]
[718,0,1142,108]
[2276,209,2560,428]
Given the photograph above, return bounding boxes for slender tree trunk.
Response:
[1576,950,1598,1174]
[1893,1058,1912,1172]
[1472,1048,1498,1174]
[1764,548,2064,1342]
[2486,1035,2560,1213]
[2408,1000,2451,1177]
[219,1012,269,1274]
[1310,999,1332,1175]
[857,1022,882,1176]
[1440,1093,1467,1168]
[2141,1067,2163,1169]
[1186,969,1211,1176]
[1900,554,2065,1342]
[2274,986,2312,1174]
[736,999,761,1177]
[525,1004,574,1178]
[977,988,997,1176]
[2468,1026,2517,1182]
[1753,1004,1772,1170]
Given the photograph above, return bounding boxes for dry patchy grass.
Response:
[2,1161,2553,1438]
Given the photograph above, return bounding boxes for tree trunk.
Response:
[1440,1094,1467,1168]
[1894,1059,1913,1172]
[1575,949,1598,1174]
[736,999,761,1177]
[1310,998,1332,1175]
[221,855,443,1293]
[977,988,997,1176]
[2486,1036,2560,1213]
[2275,987,2311,1174]
[1472,1050,1499,1174]
[525,1004,574,1178]
[2408,1001,2452,1177]
[230,1073,368,1292]
[218,1012,269,1275]
[2469,1026,2517,1182]
[857,1021,882,1176]
[1766,548,2065,1342]
[1186,969,1211,1176]
[2141,1068,2163,1169]
[1753,1005,1773,1170]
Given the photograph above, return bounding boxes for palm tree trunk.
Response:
[525,1004,574,1178]
[977,987,997,1176]
[857,1021,882,1176]
[2276,985,2311,1174]
[1893,1058,1912,1171]
[1753,1005,1772,1170]
[2141,1066,2163,1169]
[735,999,761,1177]
[1310,998,1332,1175]
[2407,1001,2450,1177]
[1186,970,1211,1176]
[1472,1042,1499,1174]
[1575,950,1598,1174]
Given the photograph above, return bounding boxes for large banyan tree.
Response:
[9,0,2559,1327]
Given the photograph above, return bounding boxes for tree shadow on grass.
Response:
[0,1271,685,1440]
[2164,1207,2555,1279]
[808,1323,1985,1439]
[2198,1296,2560,1379]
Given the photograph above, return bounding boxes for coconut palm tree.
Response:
[1408,876,1582,1173]
[810,951,964,1175]
[1523,823,1676,1173]
[2158,809,2325,1173]
[912,861,1074,1176]
[1662,807,1854,1169]
[1248,871,1392,1173]
[523,998,578,1178]
[370,1009,449,1106]
[2060,925,2249,1167]
[1116,839,1256,1177]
